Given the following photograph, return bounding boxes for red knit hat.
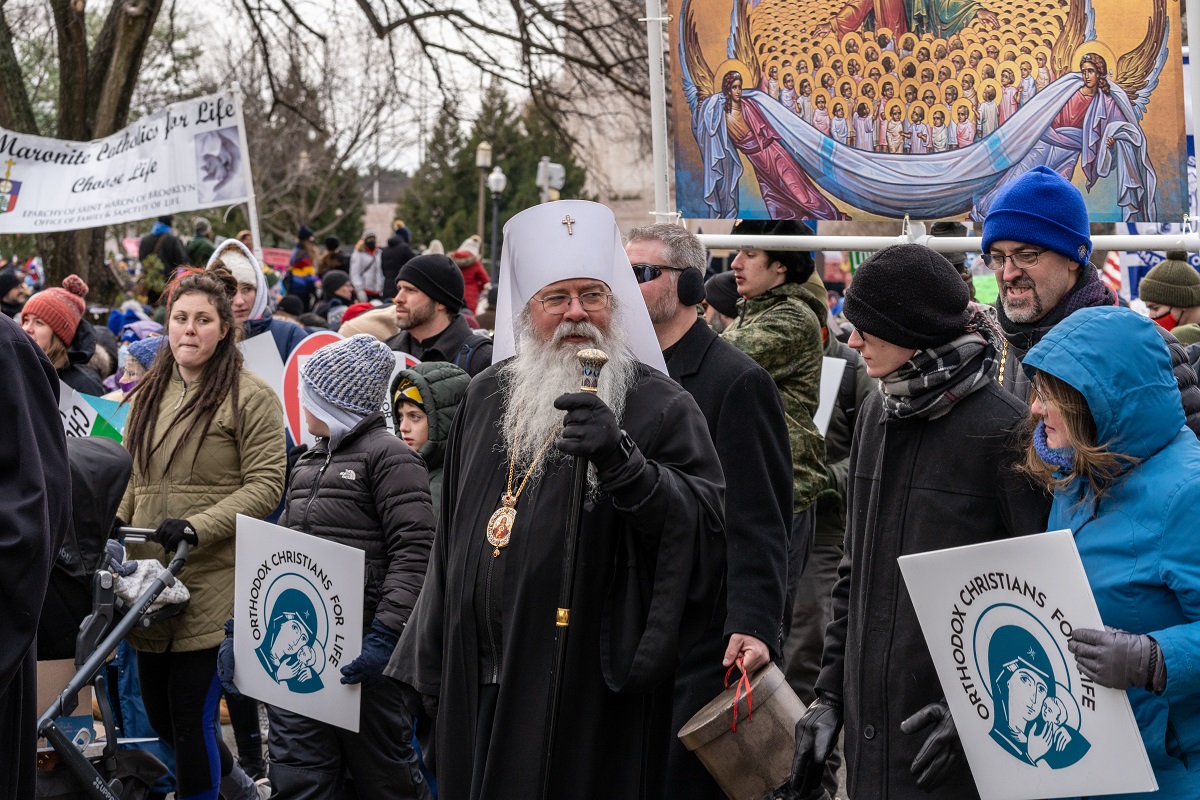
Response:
[340,302,374,324]
[24,274,88,345]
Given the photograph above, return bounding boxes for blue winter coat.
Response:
[1025,306,1200,798]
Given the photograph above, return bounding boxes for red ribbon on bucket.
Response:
[723,657,753,732]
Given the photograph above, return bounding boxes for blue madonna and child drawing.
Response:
[670,0,1187,221]
[978,607,1091,770]
[255,579,329,694]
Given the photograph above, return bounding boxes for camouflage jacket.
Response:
[722,281,826,512]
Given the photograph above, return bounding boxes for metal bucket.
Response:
[677,662,805,800]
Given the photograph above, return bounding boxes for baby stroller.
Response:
[35,436,191,800]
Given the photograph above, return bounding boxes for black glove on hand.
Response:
[153,518,198,552]
[1069,627,1166,692]
[341,620,402,686]
[900,700,962,790]
[217,618,239,695]
[553,392,624,472]
[791,692,843,798]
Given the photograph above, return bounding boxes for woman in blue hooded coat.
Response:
[1021,305,1200,798]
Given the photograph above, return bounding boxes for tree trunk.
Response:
[1,0,163,300]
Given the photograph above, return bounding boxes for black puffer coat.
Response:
[280,413,435,634]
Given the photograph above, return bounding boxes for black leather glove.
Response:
[341,620,402,686]
[900,700,962,790]
[110,516,127,540]
[1069,627,1166,693]
[553,392,624,472]
[791,691,843,798]
[217,618,239,695]
[153,518,198,552]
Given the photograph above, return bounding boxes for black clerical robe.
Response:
[392,360,726,800]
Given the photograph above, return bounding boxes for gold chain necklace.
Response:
[998,339,1008,386]
[486,429,559,557]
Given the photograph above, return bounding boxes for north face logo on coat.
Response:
[340,469,357,481]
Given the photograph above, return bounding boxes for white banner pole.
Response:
[644,0,673,223]
[230,82,264,262]
[698,232,1200,254]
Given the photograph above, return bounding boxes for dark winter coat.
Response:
[0,316,72,800]
[385,314,493,377]
[245,313,308,363]
[664,318,793,798]
[381,236,416,301]
[815,334,877,548]
[389,362,471,523]
[280,413,435,634]
[138,230,189,276]
[186,235,216,268]
[815,381,1052,800]
[59,321,105,396]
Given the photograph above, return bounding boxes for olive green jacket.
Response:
[722,281,827,512]
[119,368,286,652]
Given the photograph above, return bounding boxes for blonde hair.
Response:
[43,331,68,370]
[1018,370,1138,502]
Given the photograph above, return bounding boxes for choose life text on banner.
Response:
[232,515,365,732]
[0,90,251,234]
[898,530,1155,800]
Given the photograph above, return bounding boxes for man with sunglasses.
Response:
[982,166,1200,434]
[626,224,792,800]
[390,201,726,800]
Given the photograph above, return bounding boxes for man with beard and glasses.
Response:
[385,254,493,377]
[625,223,791,800]
[388,201,726,800]
[981,166,1200,433]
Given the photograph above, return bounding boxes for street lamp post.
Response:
[475,142,492,241]
[487,166,507,281]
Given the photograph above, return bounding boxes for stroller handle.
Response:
[39,531,191,735]
[117,526,190,572]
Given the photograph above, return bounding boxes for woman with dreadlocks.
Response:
[118,268,285,800]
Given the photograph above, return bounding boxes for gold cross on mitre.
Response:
[562,214,576,235]
[2,159,13,180]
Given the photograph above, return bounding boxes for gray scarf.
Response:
[880,308,1002,420]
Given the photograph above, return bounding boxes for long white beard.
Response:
[499,307,639,487]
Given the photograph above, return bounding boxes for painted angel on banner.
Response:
[973,0,1166,221]
[682,0,847,220]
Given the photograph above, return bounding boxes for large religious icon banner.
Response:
[668,0,1187,222]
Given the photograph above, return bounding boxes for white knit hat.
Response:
[300,334,396,415]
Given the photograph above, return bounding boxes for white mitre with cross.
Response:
[492,200,667,373]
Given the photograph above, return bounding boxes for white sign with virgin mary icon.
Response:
[898,529,1156,799]
[233,515,365,731]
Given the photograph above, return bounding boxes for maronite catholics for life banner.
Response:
[899,530,1156,800]
[669,0,1187,222]
[0,90,250,234]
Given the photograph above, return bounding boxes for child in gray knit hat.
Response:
[244,333,436,797]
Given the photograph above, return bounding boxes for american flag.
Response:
[1102,251,1122,295]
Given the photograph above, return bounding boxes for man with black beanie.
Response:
[0,271,26,319]
[385,254,492,376]
[791,243,1050,800]
[720,219,827,631]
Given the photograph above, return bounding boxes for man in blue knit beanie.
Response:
[982,165,1200,430]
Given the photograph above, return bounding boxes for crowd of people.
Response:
[5,165,1200,800]
[750,0,1066,153]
